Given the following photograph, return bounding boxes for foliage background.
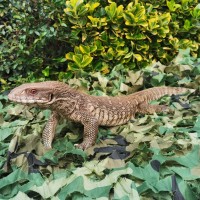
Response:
[0,0,199,85]
[0,0,200,199]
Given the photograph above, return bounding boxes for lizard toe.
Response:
[74,142,93,150]
[74,143,85,150]
[160,105,174,114]
[43,144,52,150]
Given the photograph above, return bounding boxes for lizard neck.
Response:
[50,90,87,117]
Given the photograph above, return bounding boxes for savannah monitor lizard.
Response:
[8,81,193,150]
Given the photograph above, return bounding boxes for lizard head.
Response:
[8,81,70,107]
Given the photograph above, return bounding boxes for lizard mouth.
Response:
[8,92,53,105]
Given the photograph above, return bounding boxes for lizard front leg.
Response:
[75,113,99,150]
[42,111,59,149]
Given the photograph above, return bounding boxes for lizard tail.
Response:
[130,86,194,103]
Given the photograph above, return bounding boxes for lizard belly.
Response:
[92,108,133,126]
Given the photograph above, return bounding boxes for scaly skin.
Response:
[8,81,193,150]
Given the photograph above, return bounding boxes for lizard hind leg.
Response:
[42,111,59,149]
[138,103,171,115]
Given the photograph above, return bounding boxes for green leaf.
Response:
[102,48,115,60]
[65,52,74,61]
[133,53,142,61]
[42,66,50,77]
[79,44,97,54]
[191,4,200,18]
[159,13,171,26]
[105,2,117,20]
[77,6,88,16]
[85,2,100,13]
[126,32,146,40]
[67,62,80,70]
[148,17,159,31]
[69,0,83,8]
[81,55,93,67]
[73,54,93,68]
[123,12,135,26]
[184,19,191,30]
[100,31,108,42]
[167,0,181,12]
[79,45,91,54]
[88,16,100,27]
[90,45,97,53]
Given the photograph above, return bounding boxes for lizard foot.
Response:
[43,144,52,150]
[159,105,174,114]
[43,140,53,150]
[74,142,93,150]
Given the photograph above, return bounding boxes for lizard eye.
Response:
[29,89,37,95]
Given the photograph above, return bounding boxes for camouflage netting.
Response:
[1,50,200,199]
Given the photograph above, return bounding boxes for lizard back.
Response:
[84,86,192,126]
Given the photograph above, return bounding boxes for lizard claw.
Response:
[160,105,174,114]
[43,145,52,150]
[74,142,93,150]
[43,141,53,150]
[74,143,84,150]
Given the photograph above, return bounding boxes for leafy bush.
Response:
[64,0,200,73]
[0,0,69,83]
[0,0,199,84]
